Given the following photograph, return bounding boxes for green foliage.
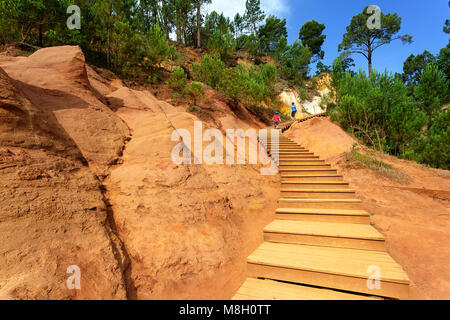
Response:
[233,13,245,39]
[0,0,174,78]
[276,39,313,85]
[224,63,277,106]
[242,34,261,60]
[244,0,265,35]
[299,20,326,61]
[168,66,187,91]
[437,44,450,82]
[0,0,68,44]
[193,54,277,107]
[316,62,332,75]
[185,81,205,104]
[259,15,288,56]
[339,7,412,75]
[193,54,227,89]
[401,51,436,94]
[331,70,426,156]
[413,109,450,170]
[414,65,449,125]
[145,24,175,67]
[202,11,234,47]
[206,29,235,60]
[332,60,449,170]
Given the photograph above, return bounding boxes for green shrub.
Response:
[168,66,187,92]
[193,54,227,90]
[145,24,176,68]
[414,65,449,126]
[185,81,205,105]
[332,70,426,155]
[207,29,236,60]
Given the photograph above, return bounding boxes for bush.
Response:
[168,66,187,92]
[193,54,227,90]
[224,63,277,106]
[331,70,426,156]
[207,30,236,60]
[414,65,449,126]
[145,24,176,68]
[185,81,205,105]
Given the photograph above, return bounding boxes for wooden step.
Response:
[270,149,309,152]
[281,181,350,189]
[266,145,302,148]
[264,220,385,251]
[281,169,338,175]
[266,142,303,146]
[278,198,363,209]
[278,155,320,160]
[276,208,370,224]
[272,152,315,157]
[279,159,325,164]
[280,164,331,170]
[268,145,306,149]
[281,175,344,182]
[233,278,382,300]
[247,242,410,299]
[281,189,356,199]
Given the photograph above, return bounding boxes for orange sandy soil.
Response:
[285,118,450,300]
[0,45,279,299]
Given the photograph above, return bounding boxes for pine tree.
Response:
[244,0,265,35]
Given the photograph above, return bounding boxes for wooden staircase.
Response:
[233,134,410,300]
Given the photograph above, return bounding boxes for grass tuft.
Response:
[346,145,412,184]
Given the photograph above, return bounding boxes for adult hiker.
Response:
[291,102,297,119]
[273,112,280,129]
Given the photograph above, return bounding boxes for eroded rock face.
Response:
[0,67,128,299]
[0,45,280,300]
[105,109,279,299]
[0,46,130,178]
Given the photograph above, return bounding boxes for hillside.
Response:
[285,118,450,299]
[0,45,280,299]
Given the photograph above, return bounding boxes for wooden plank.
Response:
[281,182,350,189]
[281,189,356,199]
[264,232,386,251]
[276,213,371,224]
[232,278,382,300]
[248,242,410,284]
[264,220,383,240]
[275,208,369,216]
[281,175,344,182]
[247,263,409,299]
[278,198,363,210]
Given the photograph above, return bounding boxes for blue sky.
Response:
[208,0,449,75]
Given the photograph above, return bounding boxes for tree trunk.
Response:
[176,7,182,43]
[368,44,373,77]
[196,2,201,48]
[38,24,43,47]
[162,0,169,39]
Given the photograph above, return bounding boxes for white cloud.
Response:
[207,0,289,20]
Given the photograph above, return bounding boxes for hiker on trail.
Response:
[291,102,297,119]
[273,112,280,129]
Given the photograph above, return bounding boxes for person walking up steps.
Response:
[291,102,297,119]
[273,112,280,129]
